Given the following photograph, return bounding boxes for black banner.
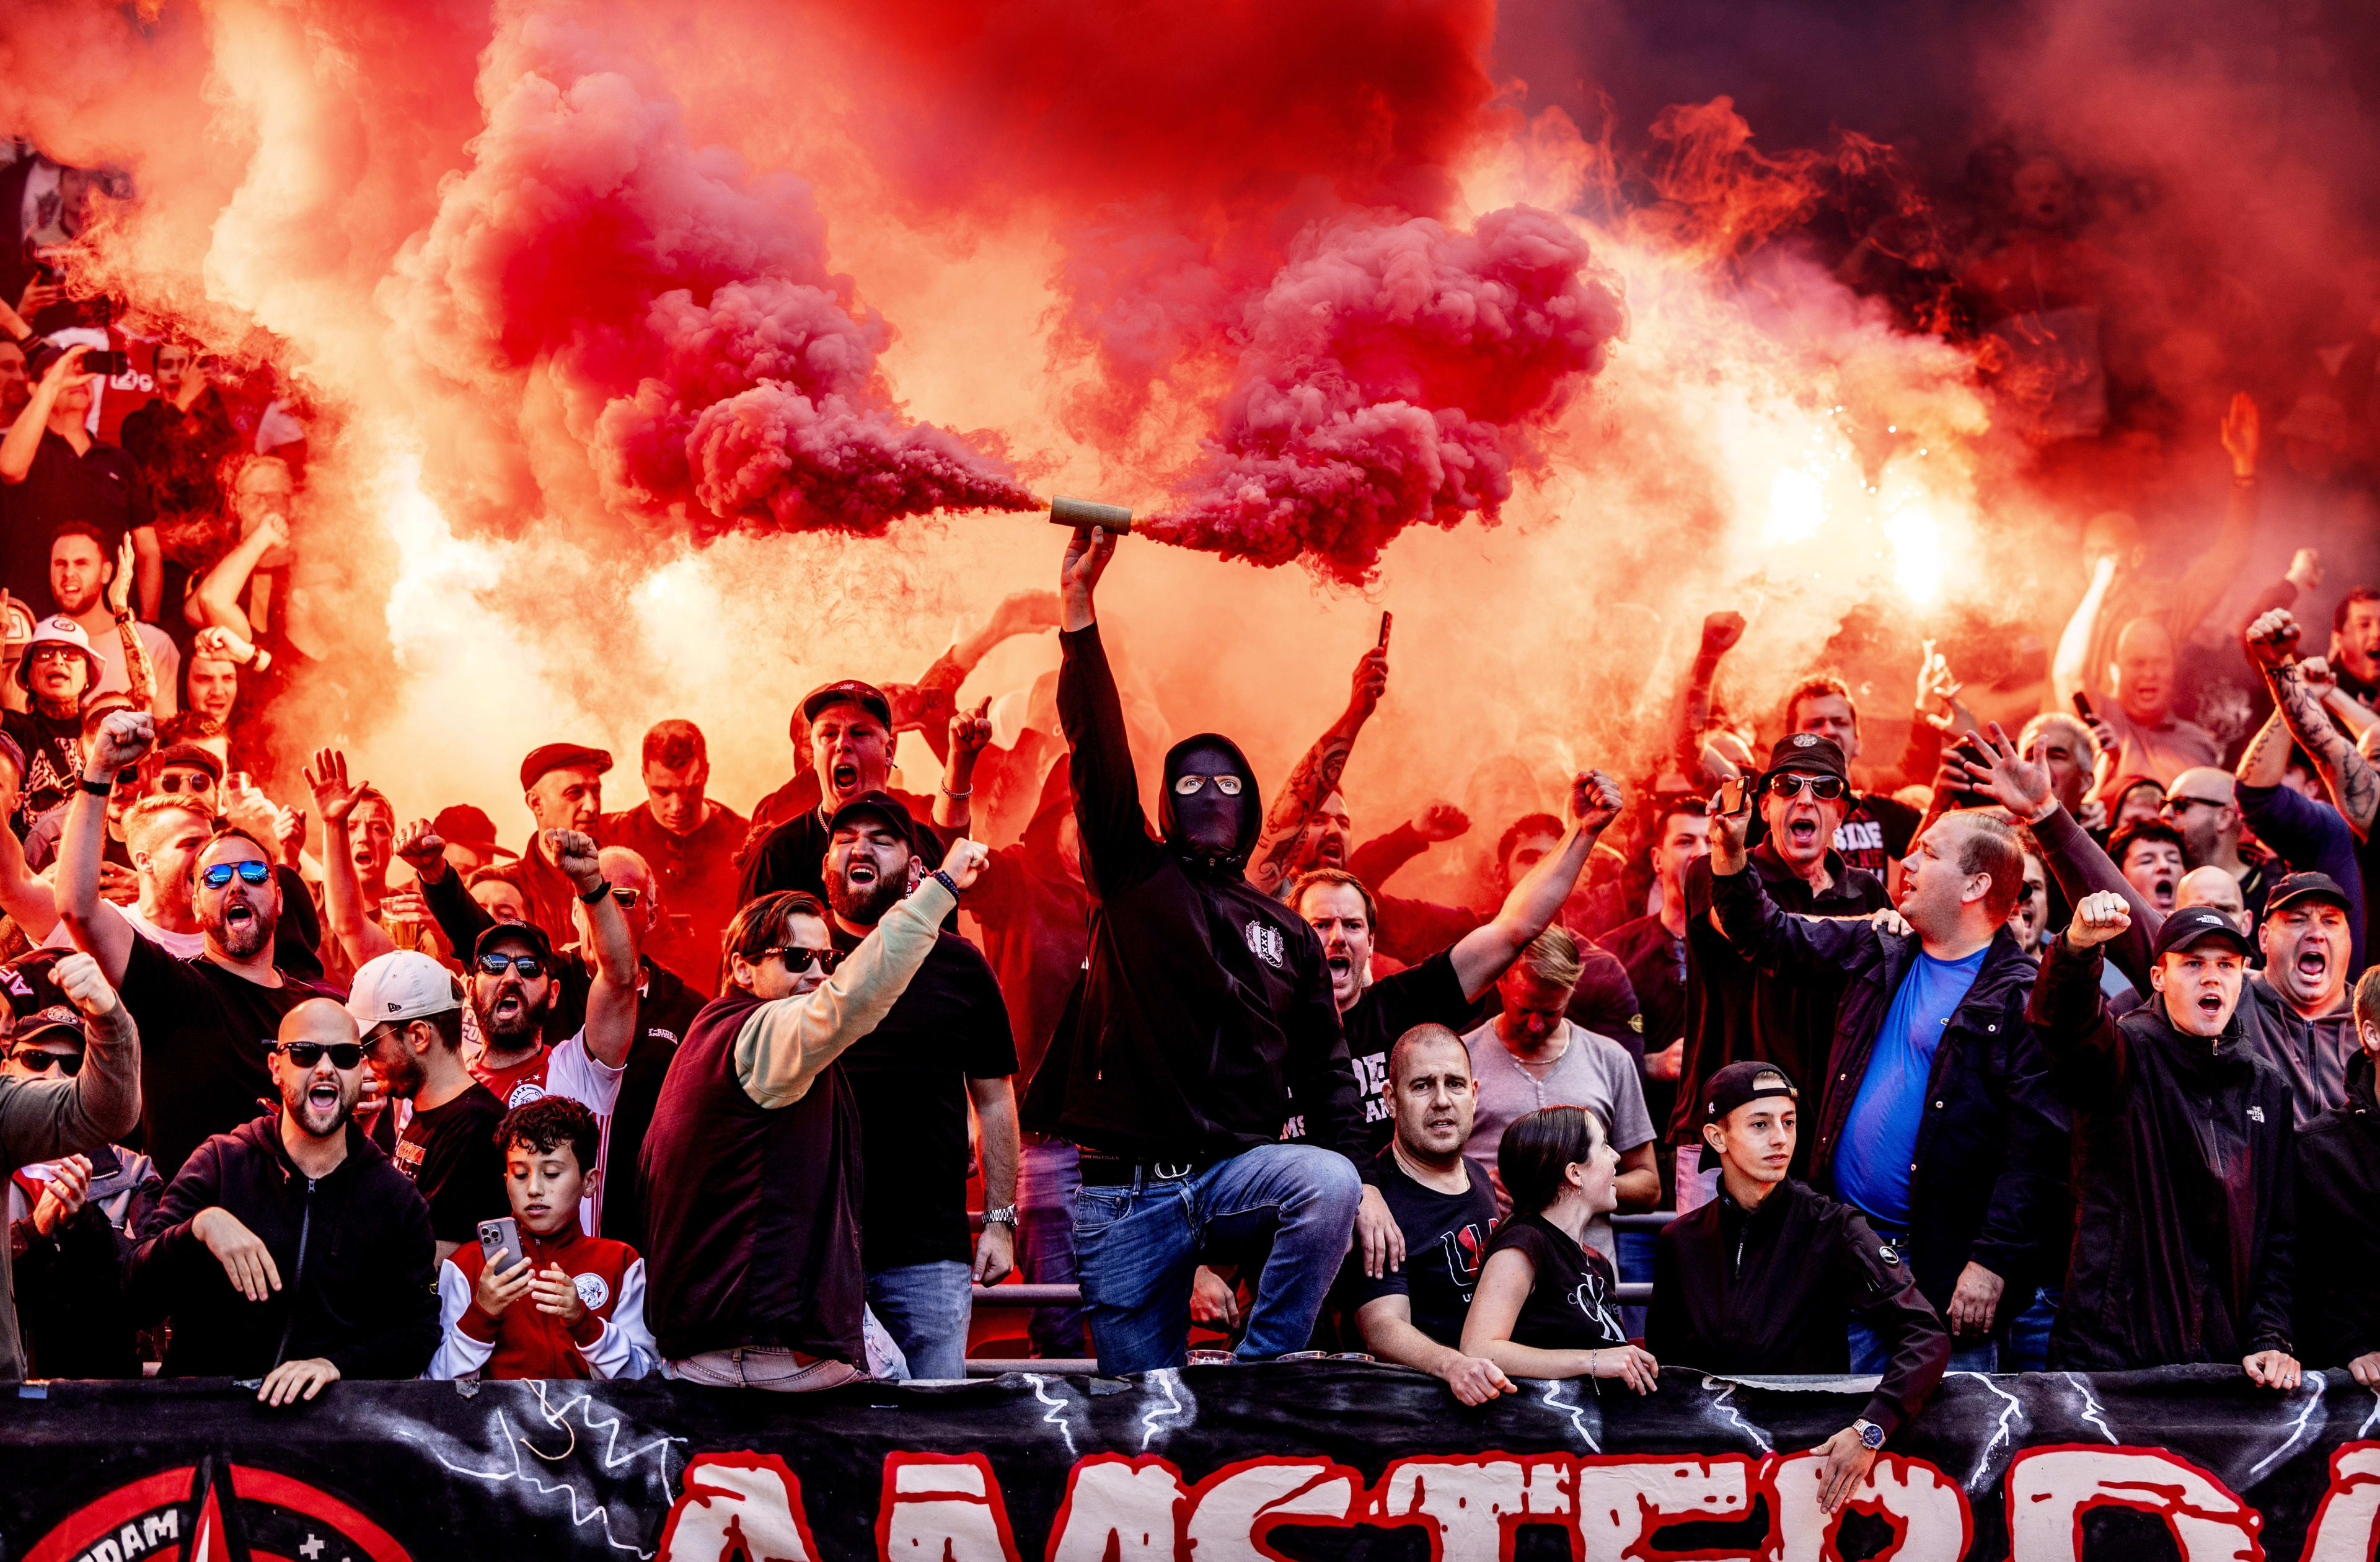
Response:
[2,1364,2374,1560]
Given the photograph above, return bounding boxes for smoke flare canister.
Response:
[1047,496,1135,534]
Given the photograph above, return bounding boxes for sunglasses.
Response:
[609,886,640,909]
[155,772,215,795]
[199,860,273,888]
[1172,774,1244,796]
[475,952,549,979]
[2161,796,2223,814]
[761,945,848,976]
[11,1049,81,1076]
[267,1041,363,1070]
[1765,773,1847,801]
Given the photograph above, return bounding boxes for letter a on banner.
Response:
[1766,1452,1973,1562]
[2006,1447,2263,1562]
[879,1453,1025,1562]
[654,1454,822,1562]
[1045,1455,1189,1562]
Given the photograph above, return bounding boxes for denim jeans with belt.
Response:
[1072,1143,1360,1375]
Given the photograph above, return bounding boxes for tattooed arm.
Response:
[2247,608,2378,838]
[1246,640,1388,896]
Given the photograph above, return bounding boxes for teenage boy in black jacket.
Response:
[130,998,436,1403]
[2030,894,2300,1386]
[1707,798,2066,1371]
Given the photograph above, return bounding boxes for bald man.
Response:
[2081,619,2222,791]
[2162,769,2280,924]
[130,999,438,1399]
[2177,867,2249,933]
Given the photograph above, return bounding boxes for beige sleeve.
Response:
[733,878,958,1108]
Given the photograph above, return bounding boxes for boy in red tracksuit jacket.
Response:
[429,1098,656,1380]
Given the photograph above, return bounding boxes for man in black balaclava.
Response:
[1023,526,1372,1375]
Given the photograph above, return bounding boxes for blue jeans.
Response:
[1999,1287,2061,1373]
[1073,1144,1361,1375]
[866,1261,974,1381]
[1849,1312,1999,1375]
[1018,1139,1090,1359]
[1615,1229,1657,1339]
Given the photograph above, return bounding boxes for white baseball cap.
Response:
[346,950,461,1033]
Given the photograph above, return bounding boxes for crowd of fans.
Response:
[0,135,2377,1507]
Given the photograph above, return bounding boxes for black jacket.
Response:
[1023,624,1360,1160]
[128,1116,438,1380]
[1647,1178,1949,1437]
[1708,869,2068,1320]
[1672,846,1889,1171]
[2028,935,2297,1369]
[2293,1049,2380,1366]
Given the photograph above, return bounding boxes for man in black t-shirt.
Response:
[1291,770,1625,1163]
[56,710,335,1180]
[349,950,506,1266]
[822,791,1018,1380]
[1343,1023,1512,1405]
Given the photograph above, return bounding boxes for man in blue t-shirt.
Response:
[1707,801,2068,1375]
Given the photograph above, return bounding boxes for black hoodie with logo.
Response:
[1023,624,1360,1162]
[2028,934,2297,1370]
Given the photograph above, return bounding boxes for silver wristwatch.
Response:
[1852,1418,1885,1450]
[982,1204,1018,1228]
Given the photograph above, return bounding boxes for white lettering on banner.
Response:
[1045,1455,1187,1562]
[1183,1458,1362,1562]
[2298,1442,2380,1562]
[1575,1455,1757,1562]
[2006,1447,2262,1562]
[878,1454,1023,1562]
[1769,1452,1972,1562]
[653,1453,820,1562]
[1375,1455,1574,1560]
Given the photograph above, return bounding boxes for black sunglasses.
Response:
[475,952,549,979]
[761,945,848,976]
[200,860,272,888]
[267,1041,363,1070]
[155,772,215,795]
[11,1049,81,1076]
[1766,773,1848,801]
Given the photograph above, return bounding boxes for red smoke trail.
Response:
[382,12,1033,542]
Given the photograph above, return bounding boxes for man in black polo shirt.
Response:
[822,790,1017,1380]
[1345,1023,1512,1404]
[736,681,953,908]
[0,344,157,617]
[1672,733,1890,1209]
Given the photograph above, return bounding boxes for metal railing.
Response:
[962,1210,1678,1376]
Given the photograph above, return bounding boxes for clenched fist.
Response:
[938,839,991,891]
[2066,891,2132,950]
[89,710,154,777]
[51,951,118,1018]
[545,829,602,892]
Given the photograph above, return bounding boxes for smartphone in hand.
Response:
[1714,777,1750,817]
[477,1216,522,1273]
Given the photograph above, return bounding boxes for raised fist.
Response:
[2288,547,2324,594]
[2067,891,2133,950]
[545,829,601,891]
[51,951,118,1018]
[1701,611,1747,655]
[90,710,155,776]
[1570,770,1625,832]
[2246,608,2304,669]
[949,699,994,762]
[1414,802,1471,842]
[394,818,448,880]
[939,838,991,891]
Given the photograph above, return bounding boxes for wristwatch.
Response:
[982,1205,1017,1229]
[1851,1418,1885,1450]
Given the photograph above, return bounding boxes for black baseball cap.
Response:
[827,790,917,850]
[2264,871,2352,920]
[1702,1060,1800,1124]
[519,743,613,793]
[2151,905,2254,961]
[1760,732,1850,785]
[801,680,894,730]
[473,919,556,964]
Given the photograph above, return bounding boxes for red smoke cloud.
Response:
[384,12,1032,542]
[1145,206,1627,580]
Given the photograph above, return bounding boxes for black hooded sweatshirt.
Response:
[1023,624,1361,1161]
[2028,934,2297,1370]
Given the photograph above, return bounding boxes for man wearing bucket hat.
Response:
[2,615,101,832]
